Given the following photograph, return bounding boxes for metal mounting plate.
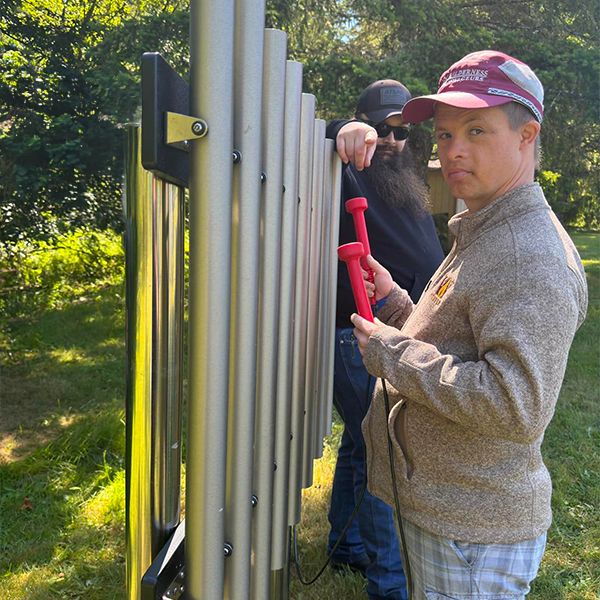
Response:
[165,112,207,145]
[141,52,191,187]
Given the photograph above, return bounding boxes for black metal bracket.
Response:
[141,519,186,600]
[141,52,245,188]
[141,52,198,187]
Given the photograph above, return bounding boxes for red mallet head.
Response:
[345,197,371,259]
[345,196,375,304]
[338,242,374,322]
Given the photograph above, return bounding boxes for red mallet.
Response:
[338,242,374,322]
[345,197,375,305]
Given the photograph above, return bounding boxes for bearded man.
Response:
[325,80,444,600]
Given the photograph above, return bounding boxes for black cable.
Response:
[292,478,367,585]
[292,374,415,599]
[293,373,374,586]
[382,378,413,600]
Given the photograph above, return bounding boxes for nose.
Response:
[378,132,405,152]
[444,135,466,160]
[381,131,395,144]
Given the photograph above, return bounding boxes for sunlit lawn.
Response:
[0,231,598,599]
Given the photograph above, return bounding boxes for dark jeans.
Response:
[327,328,408,600]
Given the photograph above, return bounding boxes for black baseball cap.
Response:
[355,79,412,124]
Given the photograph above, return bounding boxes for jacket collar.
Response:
[448,183,549,249]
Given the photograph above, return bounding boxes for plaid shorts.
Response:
[400,518,547,600]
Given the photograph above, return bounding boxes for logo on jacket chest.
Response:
[432,275,454,305]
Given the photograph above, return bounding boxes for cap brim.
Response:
[362,108,404,125]
[402,92,512,123]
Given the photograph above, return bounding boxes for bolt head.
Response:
[191,121,205,135]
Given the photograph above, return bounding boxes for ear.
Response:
[519,120,540,150]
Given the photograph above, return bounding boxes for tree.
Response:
[1,0,597,239]
[0,0,189,240]
[370,0,600,227]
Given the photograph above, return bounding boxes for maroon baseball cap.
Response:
[402,50,544,124]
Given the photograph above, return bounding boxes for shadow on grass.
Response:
[0,405,124,572]
[1,283,125,462]
[0,282,126,597]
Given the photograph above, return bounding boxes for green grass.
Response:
[0,231,598,599]
[0,280,126,598]
[532,231,600,599]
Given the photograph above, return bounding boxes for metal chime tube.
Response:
[313,141,336,454]
[187,0,235,597]
[287,93,316,525]
[252,28,288,600]
[302,120,326,488]
[125,126,154,600]
[151,179,184,547]
[150,178,166,554]
[313,127,330,456]
[224,0,265,596]
[323,145,343,436]
[270,60,303,596]
[125,133,184,600]
[163,183,184,531]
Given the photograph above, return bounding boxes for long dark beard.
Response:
[364,144,431,215]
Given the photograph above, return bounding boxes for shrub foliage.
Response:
[0,227,124,319]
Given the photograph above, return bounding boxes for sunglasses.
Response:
[369,122,410,141]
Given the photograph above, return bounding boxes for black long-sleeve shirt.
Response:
[327,119,445,328]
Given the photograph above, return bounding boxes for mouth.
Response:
[445,168,471,183]
[376,145,398,158]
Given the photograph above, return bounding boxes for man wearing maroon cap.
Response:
[344,51,588,598]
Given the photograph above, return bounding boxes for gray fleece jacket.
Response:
[361,183,588,544]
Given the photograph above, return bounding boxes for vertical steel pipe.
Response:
[251,28,288,600]
[125,126,154,600]
[323,143,342,437]
[161,182,184,533]
[187,1,235,598]
[150,178,166,554]
[313,126,330,456]
[312,148,331,457]
[151,180,184,551]
[313,141,340,450]
[270,60,303,594]
[287,93,316,525]
[224,0,265,597]
[301,120,326,487]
